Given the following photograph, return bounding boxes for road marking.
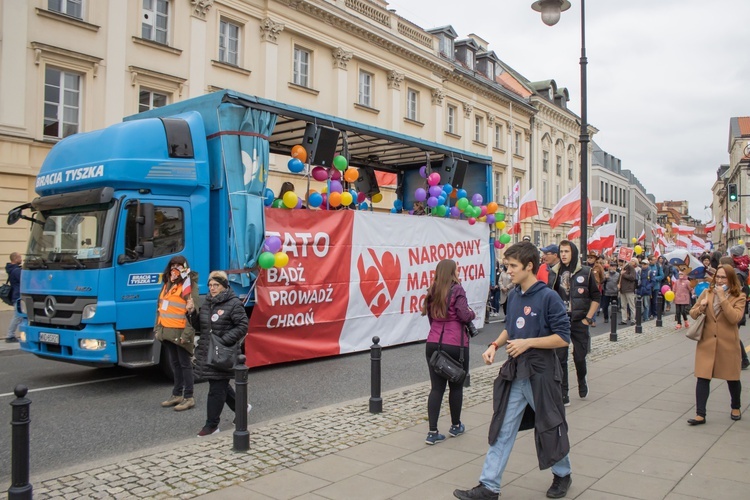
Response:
[0,375,138,398]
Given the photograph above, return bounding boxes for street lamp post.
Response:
[532,0,589,257]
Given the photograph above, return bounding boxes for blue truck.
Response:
[7,90,494,370]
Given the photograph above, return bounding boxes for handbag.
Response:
[0,277,12,306]
[428,286,467,384]
[206,332,237,371]
[684,314,705,341]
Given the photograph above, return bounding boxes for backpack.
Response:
[0,277,12,306]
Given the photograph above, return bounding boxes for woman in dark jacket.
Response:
[187,270,248,436]
[420,259,475,445]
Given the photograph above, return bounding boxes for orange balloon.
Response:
[450,190,457,199]
[486,202,498,214]
[291,145,307,163]
[329,191,342,207]
[344,168,359,183]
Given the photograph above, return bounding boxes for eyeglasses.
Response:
[208,283,222,288]
[715,275,728,280]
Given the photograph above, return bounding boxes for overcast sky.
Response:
[387,0,750,221]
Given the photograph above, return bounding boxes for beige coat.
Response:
[689,289,744,381]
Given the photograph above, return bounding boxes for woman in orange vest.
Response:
[156,256,200,411]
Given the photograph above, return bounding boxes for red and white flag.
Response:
[507,211,521,234]
[691,234,706,247]
[653,241,662,258]
[517,189,539,221]
[723,216,728,235]
[181,272,192,298]
[745,218,750,233]
[675,234,691,248]
[548,183,592,228]
[587,223,617,251]
[728,216,743,231]
[671,222,695,235]
[654,225,666,237]
[704,218,716,233]
[658,235,667,247]
[637,229,646,242]
[592,208,609,226]
[567,224,581,240]
[508,180,521,208]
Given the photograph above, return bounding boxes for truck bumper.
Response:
[20,322,118,366]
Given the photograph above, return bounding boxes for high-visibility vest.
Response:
[157,284,187,329]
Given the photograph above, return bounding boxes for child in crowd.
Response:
[672,271,692,329]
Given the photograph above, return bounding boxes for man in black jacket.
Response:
[5,252,22,343]
[547,240,600,406]
[453,242,572,500]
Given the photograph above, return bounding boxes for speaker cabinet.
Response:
[302,124,340,168]
[354,166,380,197]
[437,157,468,189]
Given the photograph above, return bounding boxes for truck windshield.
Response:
[25,200,118,270]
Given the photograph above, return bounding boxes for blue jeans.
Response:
[7,300,22,339]
[479,378,571,493]
[638,295,650,321]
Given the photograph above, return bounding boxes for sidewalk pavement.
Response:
[5,319,750,499]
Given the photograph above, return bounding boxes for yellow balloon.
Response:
[740,239,745,245]
[371,192,383,203]
[495,221,506,230]
[274,252,289,268]
[631,237,637,244]
[282,191,298,209]
[664,290,675,302]
[340,191,353,206]
[478,216,486,222]
[634,245,643,255]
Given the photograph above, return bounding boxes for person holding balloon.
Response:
[671,271,692,329]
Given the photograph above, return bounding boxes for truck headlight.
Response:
[19,301,26,314]
[79,339,106,350]
[18,330,26,342]
[82,304,97,320]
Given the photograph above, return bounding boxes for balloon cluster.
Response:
[280,144,381,210]
[634,245,643,255]
[258,236,289,270]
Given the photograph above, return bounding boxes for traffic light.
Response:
[728,183,738,202]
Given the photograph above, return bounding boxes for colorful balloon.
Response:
[333,155,348,171]
[258,251,275,269]
[271,199,284,208]
[312,166,328,181]
[471,193,483,206]
[468,217,476,225]
[264,236,282,253]
[282,191,298,209]
[329,192,342,207]
[415,188,427,202]
[371,193,383,203]
[435,205,447,217]
[486,214,496,224]
[274,252,289,268]
[456,189,468,199]
[340,191,353,206]
[344,168,359,183]
[450,206,461,217]
[359,201,369,210]
[694,281,709,297]
[664,290,675,302]
[329,180,343,194]
[287,158,305,173]
[419,165,428,178]
[443,184,453,194]
[495,221,506,230]
[486,202,498,214]
[393,199,403,211]
[495,212,506,222]
[634,245,643,255]
[427,196,439,208]
[499,234,511,244]
[263,188,274,207]
[631,237,637,244]
[307,191,323,208]
[494,240,501,249]
[456,198,469,211]
[357,192,367,203]
[661,285,671,295]
[427,172,441,186]
[291,144,307,163]
[330,169,342,181]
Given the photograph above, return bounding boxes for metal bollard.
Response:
[8,385,32,500]
[369,336,382,414]
[656,294,663,327]
[635,296,643,334]
[610,300,618,342]
[233,354,250,452]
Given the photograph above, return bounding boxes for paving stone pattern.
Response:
[33,324,673,499]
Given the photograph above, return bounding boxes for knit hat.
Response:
[208,270,229,289]
[730,245,745,257]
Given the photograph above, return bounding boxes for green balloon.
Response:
[495,212,506,222]
[258,251,276,269]
[435,205,447,217]
[271,199,284,208]
[456,198,469,211]
[333,155,348,171]
[499,233,511,244]
[473,206,482,218]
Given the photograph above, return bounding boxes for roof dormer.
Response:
[454,38,480,71]
[476,50,502,81]
[427,25,458,60]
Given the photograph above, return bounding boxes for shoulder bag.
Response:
[0,277,13,306]
[206,331,238,371]
[429,286,467,384]
[684,314,705,341]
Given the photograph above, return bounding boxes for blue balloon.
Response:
[263,188,274,206]
[359,202,369,210]
[390,207,398,213]
[694,281,710,298]
[287,158,305,173]
[443,184,453,194]
[394,199,403,210]
[307,191,323,208]
[457,189,468,199]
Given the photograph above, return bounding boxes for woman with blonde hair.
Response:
[421,259,475,444]
[187,270,248,436]
[687,264,745,425]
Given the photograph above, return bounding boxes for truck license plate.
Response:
[39,332,60,345]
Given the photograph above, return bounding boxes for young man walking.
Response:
[547,240,600,405]
[453,241,572,500]
[5,252,23,342]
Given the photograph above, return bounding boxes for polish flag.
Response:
[723,216,728,235]
[671,223,695,235]
[728,216,743,231]
[745,217,750,233]
[637,229,646,242]
[691,234,706,248]
[548,183,592,228]
[567,224,581,240]
[517,189,539,221]
[675,234,691,248]
[587,223,617,251]
[653,243,662,258]
[592,208,609,226]
[658,235,668,247]
[181,272,192,298]
[704,218,716,233]
[654,225,665,237]
[509,180,521,208]
[507,210,521,234]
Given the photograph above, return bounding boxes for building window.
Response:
[474,116,483,142]
[293,46,311,88]
[139,89,168,112]
[611,185,615,206]
[514,132,521,155]
[568,160,573,180]
[494,124,502,149]
[465,51,474,70]
[406,88,418,121]
[600,181,604,202]
[556,156,562,176]
[358,70,373,107]
[542,151,549,173]
[219,19,240,66]
[439,35,453,59]
[605,182,609,203]
[447,105,456,134]
[49,0,82,19]
[142,0,169,45]
[44,67,81,139]
[542,180,548,207]
[493,172,503,204]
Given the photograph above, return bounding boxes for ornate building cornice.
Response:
[431,88,445,106]
[387,70,404,90]
[463,102,474,119]
[260,17,285,43]
[190,0,214,20]
[331,47,353,69]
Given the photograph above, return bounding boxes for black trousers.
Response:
[601,295,617,321]
[695,377,741,417]
[163,341,194,398]
[675,304,689,324]
[425,342,469,432]
[206,379,236,428]
[556,319,590,396]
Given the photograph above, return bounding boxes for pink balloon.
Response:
[312,166,328,181]
[357,192,367,203]
[661,285,671,295]
[468,217,476,225]
[497,243,505,249]
[480,206,488,217]
[330,168,341,181]
[427,172,441,186]
[494,240,501,249]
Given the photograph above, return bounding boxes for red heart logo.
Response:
[357,249,401,318]
[524,306,531,316]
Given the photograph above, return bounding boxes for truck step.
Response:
[120,339,155,347]
[120,361,155,368]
